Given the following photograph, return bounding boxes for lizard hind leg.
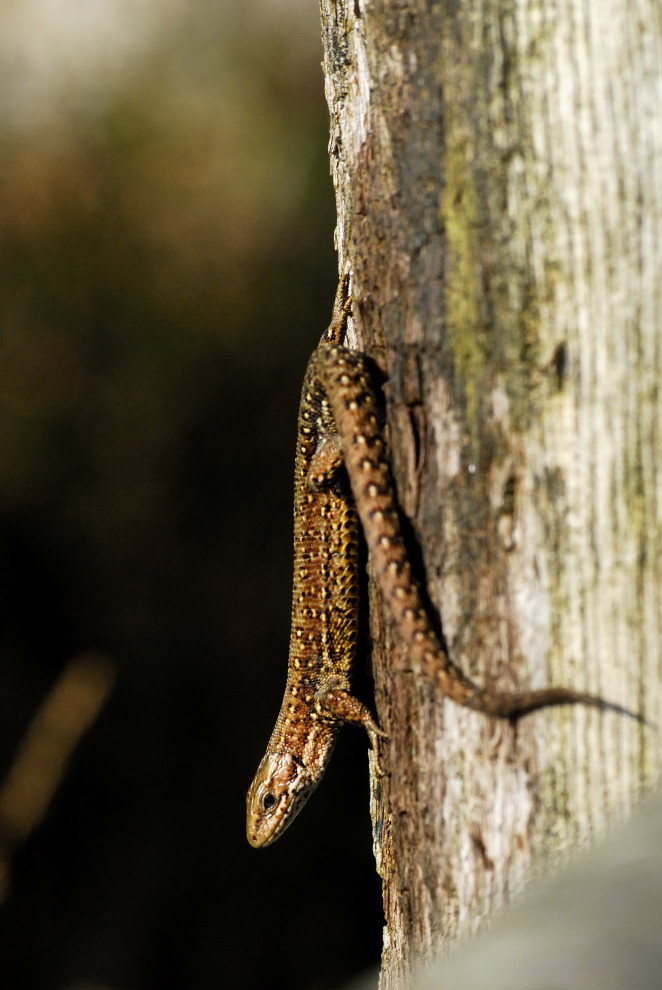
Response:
[323,273,353,345]
[308,434,345,490]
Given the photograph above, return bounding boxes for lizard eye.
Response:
[261,791,277,813]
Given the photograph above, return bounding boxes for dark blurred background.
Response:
[0,2,383,988]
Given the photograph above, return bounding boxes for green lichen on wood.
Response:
[440,129,485,453]
[441,141,544,443]
[439,7,546,447]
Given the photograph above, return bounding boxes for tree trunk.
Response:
[319,1,662,987]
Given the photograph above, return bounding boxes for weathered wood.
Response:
[319,1,662,986]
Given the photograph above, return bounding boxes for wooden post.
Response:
[319,1,662,985]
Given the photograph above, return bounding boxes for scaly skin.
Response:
[246,287,640,848]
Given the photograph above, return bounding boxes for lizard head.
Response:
[246,752,319,848]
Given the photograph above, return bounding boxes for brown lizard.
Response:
[246,280,640,848]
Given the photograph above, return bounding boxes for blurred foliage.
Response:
[1,6,382,989]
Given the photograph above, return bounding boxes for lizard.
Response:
[246,278,641,849]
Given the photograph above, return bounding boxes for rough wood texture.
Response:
[319,1,662,986]
[347,791,662,990]
[416,790,662,990]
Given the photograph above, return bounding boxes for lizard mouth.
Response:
[246,752,318,848]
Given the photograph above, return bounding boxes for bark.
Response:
[319,1,662,987]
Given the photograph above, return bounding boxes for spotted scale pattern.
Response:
[246,294,641,848]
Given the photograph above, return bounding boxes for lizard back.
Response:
[246,287,644,848]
